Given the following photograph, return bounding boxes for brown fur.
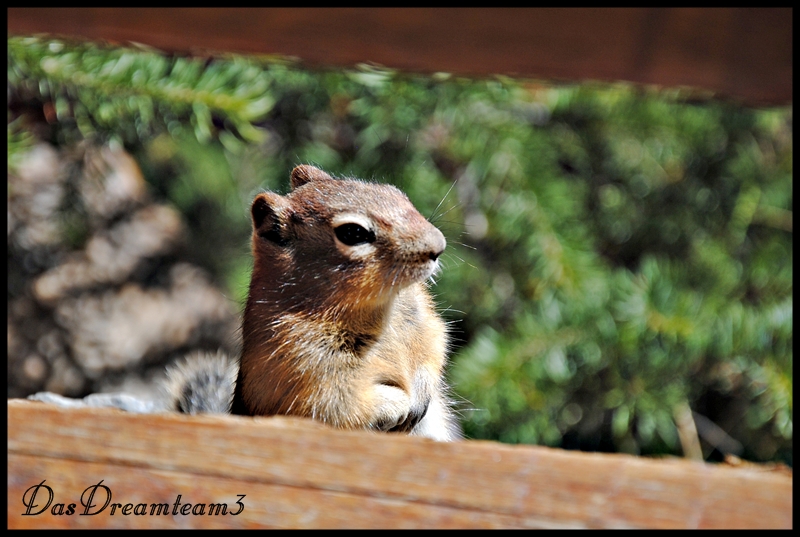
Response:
[232,165,458,440]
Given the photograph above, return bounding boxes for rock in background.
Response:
[8,142,240,400]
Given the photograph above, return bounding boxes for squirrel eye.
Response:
[334,223,376,246]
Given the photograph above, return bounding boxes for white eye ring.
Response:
[332,213,376,257]
[332,213,374,232]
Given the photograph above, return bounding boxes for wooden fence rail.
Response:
[7,8,793,106]
[7,399,792,529]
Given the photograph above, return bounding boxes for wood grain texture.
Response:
[7,399,792,529]
[7,8,792,106]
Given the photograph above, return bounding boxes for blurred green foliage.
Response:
[8,36,792,464]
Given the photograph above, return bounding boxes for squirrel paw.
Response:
[389,399,429,433]
[369,383,429,433]
[370,383,411,432]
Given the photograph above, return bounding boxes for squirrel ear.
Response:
[291,165,332,189]
[252,192,290,246]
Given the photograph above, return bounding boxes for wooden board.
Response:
[7,8,792,106]
[7,399,792,529]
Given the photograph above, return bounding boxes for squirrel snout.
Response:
[427,241,445,262]
[426,227,446,262]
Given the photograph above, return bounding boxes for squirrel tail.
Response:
[163,350,238,414]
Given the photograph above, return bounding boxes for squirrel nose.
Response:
[426,228,446,261]
[427,246,444,262]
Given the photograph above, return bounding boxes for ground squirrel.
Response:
[30,165,460,441]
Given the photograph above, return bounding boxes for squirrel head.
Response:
[250,165,446,312]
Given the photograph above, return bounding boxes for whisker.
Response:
[432,218,466,227]
[429,174,460,222]
[432,202,462,223]
[450,241,477,250]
